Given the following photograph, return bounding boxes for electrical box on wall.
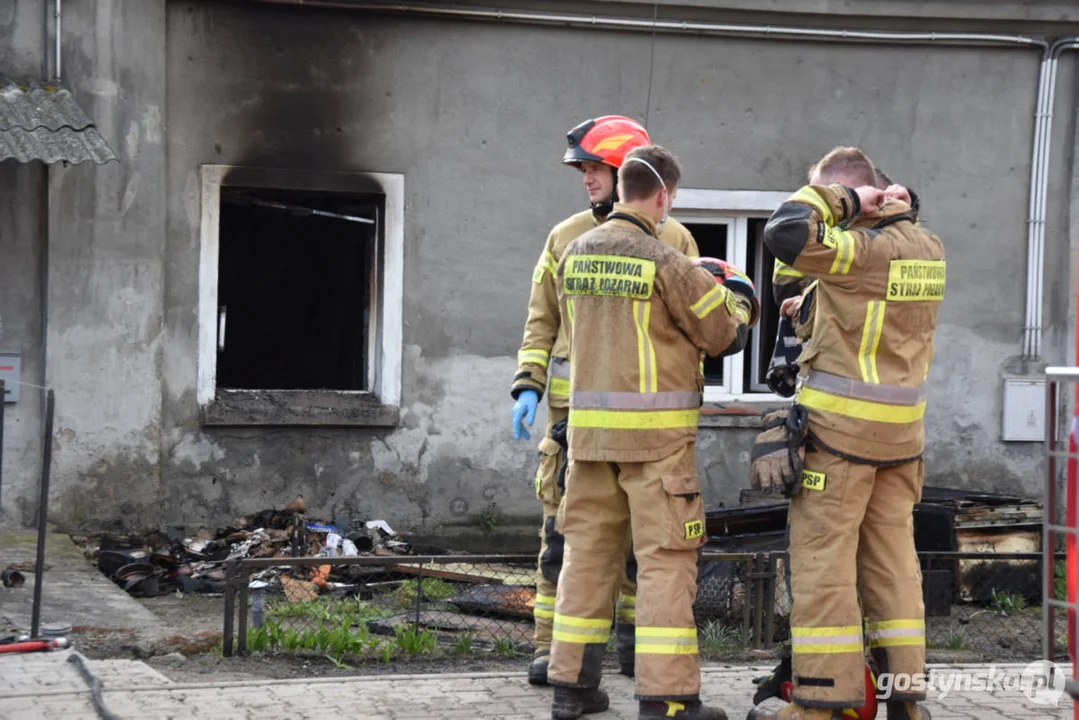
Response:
[1001,378,1045,441]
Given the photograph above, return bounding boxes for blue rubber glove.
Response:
[512,390,539,441]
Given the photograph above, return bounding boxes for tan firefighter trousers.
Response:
[548,442,704,700]
[789,446,927,708]
[533,407,638,661]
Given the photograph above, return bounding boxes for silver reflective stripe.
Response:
[572,390,701,410]
[804,371,924,406]
[550,358,570,379]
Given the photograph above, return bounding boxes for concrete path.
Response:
[0,652,1072,719]
[0,532,165,636]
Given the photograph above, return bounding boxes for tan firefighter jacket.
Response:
[555,204,755,463]
[763,184,945,464]
[512,209,698,409]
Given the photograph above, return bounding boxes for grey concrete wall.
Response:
[0,163,46,527]
[43,0,168,528]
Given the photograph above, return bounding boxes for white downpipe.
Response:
[1027,39,1079,359]
[54,0,61,80]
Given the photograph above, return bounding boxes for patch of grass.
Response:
[698,621,744,652]
[245,618,373,656]
[393,624,438,655]
[492,636,520,657]
[265,597,394,626]
[379,641,395,665]
[988,589,1026,616]
[1055,560,1068,601]
[451,632,475,656]
[947,633,965,650]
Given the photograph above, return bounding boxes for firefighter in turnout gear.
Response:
[749,147,942,720]
[547,145,756,720]
[512,116,699,686]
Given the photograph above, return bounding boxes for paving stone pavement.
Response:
[0,653,1073,719]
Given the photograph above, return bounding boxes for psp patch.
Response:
[801,470,826,492]
[532,264,545,284]
[683,520,704,541]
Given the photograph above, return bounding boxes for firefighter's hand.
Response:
[883,184,911,206]
[855,186,885,214]
[512,390,539,441]
[780,296,802,319]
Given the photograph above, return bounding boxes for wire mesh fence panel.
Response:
[228,553,765,662]
[237,556,539,660]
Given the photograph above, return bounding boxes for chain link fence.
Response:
[222,550,1068,664]
[222,553,767,661]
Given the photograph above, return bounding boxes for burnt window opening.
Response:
[216,187,381,392]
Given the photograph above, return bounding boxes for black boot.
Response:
[751,655,792,705]
[529,651,550,686]
[552,685,610,720]
[639,698,728,719]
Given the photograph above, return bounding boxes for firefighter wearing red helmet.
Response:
[510,116,699,689]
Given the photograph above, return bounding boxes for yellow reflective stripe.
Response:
[827,228,856,275]
[632,301,657,393]
[548,377,570,398]
[554,629,610,643]
[534,593,556,619]
[791,624,863,654]
[789,186,834,225]
[544,250,558,275]
[690,284,728,319]
[637,627,696,638]
[518,349,549,369]
[793,642,865,654]
[618,594,636,607]
[773,261,805,280]
[566,299,575,326]
[617,608,636,622]
[857,301,886,384]
[866,619,925,646]
[552,614,611,644]
[635,627,698,655]
[636,643,699,655]
[799,386,926,424]
[569,409,699,430]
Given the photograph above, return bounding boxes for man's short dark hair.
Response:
[807,146,877,188]
[618,145,681,201]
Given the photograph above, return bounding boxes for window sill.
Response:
[201,389,399,427]
[698,399,788,428]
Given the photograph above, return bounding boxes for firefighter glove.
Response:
[749,405,809,497]
[512,390,539,441]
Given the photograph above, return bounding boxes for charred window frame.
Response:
[197,166,403,426]
[671,190,791,419]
